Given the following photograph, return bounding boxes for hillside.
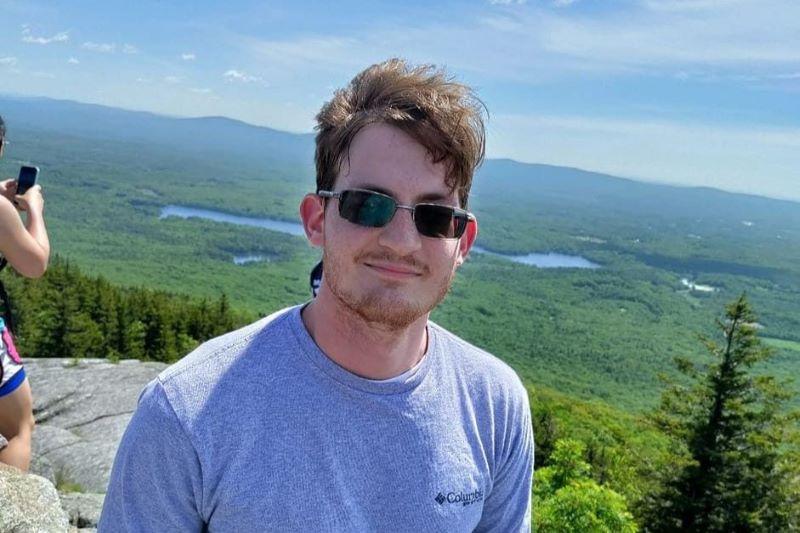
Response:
[1,96,798,413]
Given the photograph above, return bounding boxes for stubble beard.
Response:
[322,247,456,331]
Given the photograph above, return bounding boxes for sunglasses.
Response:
[318,188,474,239]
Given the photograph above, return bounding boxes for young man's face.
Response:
[314,122,477,330]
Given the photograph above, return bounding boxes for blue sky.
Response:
[1,0,799,201]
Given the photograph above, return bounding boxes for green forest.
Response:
[1,101,798,529]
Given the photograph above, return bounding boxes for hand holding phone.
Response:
[13,184,43,214]
[13,166,42,214]
[16,166,38,196]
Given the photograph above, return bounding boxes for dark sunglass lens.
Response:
[453,216,468,238]
[415,205,460,238]
[339,190,396,227]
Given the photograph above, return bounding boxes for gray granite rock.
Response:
[26,358,167,493]
[0,462,69,532]
[28,451,56,485]
[59,492,105,529]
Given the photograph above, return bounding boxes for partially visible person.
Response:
[0,114,50,472]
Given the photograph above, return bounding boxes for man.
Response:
[99,59,533,532]
[0,114,50,472]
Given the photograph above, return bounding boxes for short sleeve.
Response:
[474,386,534,533]
[98,379,205,532]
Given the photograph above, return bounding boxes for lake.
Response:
[159,205,306,237]
[160,205,601,269]
[471,246,600,269]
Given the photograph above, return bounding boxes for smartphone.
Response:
[17,165,39,196]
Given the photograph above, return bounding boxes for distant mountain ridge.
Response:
[1,95,798,220]
[474,158,800,224]
[0,95,315,165]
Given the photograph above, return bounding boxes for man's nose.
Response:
[376,207,422,256]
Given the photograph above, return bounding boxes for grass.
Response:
[54,469,84,493]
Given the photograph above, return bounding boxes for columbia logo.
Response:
[435,489,484,507]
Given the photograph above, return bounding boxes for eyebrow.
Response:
[353,184,453,204]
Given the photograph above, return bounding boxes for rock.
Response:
[28,451,56,485]
[26,358,167,493]
[59,492,105,529]
[0,462,69,532]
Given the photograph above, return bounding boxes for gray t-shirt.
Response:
[99,304,533,532]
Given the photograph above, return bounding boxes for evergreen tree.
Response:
[647,294,800,531]
[533,406,560,468]
[123,320,147,360]
[4,257,251,362]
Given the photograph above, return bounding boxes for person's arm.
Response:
[474,387,535,533]
[0,181,49,278]
[98,379,205,532]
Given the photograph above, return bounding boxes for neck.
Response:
[301,288,429,380]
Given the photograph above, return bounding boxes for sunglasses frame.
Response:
[317,188,475,239]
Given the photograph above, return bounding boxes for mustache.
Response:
[356,252,429,274]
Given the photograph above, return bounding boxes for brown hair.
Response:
[314,58,486,208]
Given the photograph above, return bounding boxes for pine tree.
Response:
[647,294,800,531]
[532,405,559,468]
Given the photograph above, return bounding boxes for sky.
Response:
[1,0,799,201]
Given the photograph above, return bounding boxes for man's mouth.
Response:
[363,261,423,277]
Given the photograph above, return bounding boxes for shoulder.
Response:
[429,323,533,475]
[429,322,529,408]
[159,304,299,385]
[150,305,300,416]
[161,305,296,380]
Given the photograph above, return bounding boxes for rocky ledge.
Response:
[1,358,166,532]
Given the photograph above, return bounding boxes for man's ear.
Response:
[456,217,478,267]
[300,193,325,247]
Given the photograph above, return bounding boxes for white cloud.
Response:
[674,70,800,84]
[479,15,524,31]
[642,0,747,12]
[67,57,79,64]
[122,44,139,54]
[190,87,212,94]
[537,0,800,68]
[21,27,69,45]
[181,53,196,61]
[0,57,18,66]
[223,69,262,83]
[233,0,798,88]
[82,42,116,53]
[488,0,527,4]
[164,75,182,84]
[241,36,367,79]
